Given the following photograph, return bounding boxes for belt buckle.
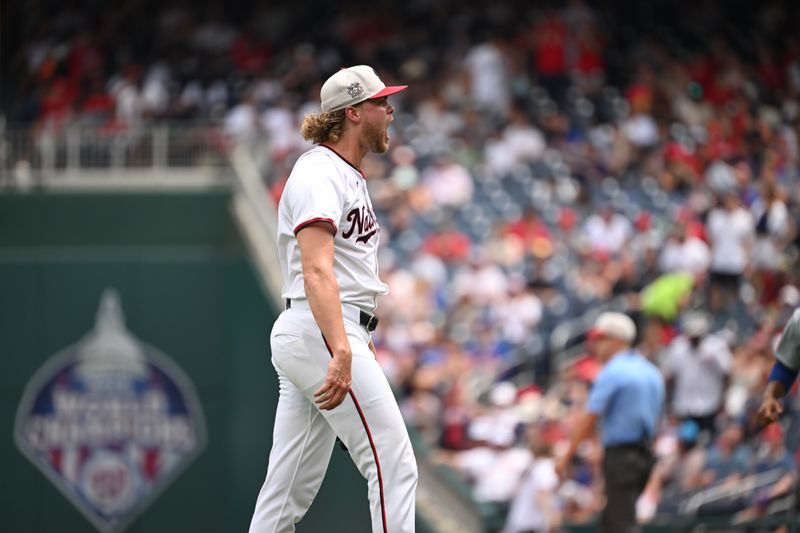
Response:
[366,315,379,331]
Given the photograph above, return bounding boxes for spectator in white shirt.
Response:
[706,190,755,312]
[750,182,795,304]
[658,223,711,277]
[223,92,262,146]
[661,311,732,436]
[261,96,311,159]
[420,151,474,208]
[503,431,561,533]
[496,280,544,344]
[464,33,511,118]
[484,107,547,178]
[452,248,510,306]
[109,66,143,128]
[582,204,633,257]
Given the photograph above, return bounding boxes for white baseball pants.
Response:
[249,304,418,533]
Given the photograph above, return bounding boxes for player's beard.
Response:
[364,119,389,154]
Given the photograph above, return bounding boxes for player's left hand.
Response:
[757,396,783,426]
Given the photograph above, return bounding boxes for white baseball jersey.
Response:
[252,147,417,533]
[277,145,389,312]
[776,308,800,370]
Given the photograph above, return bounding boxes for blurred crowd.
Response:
[7,0,800,529]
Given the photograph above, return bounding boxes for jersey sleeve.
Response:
[586,366,617,416]
[775,309,800,371]
[286,160,345,236]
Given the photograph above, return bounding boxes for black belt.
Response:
[606,438,652,451]
[285,299,379,332]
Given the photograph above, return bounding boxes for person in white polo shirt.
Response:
[706,189,755,312]
[661,311,732,436]
[249,65,417,533]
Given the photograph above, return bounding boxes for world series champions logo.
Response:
[14,289,207,533]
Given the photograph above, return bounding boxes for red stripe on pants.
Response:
[322,334,388,533]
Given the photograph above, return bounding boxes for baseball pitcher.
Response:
[249,65,417,533]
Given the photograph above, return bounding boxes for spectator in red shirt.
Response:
[422,223,472,264]
[38,76,78,131]
[80,76,116,127]
[526,8,569,106]
[229,23,271,75]
[504,207,553,259]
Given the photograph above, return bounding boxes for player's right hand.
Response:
[314,354,352,410]
[757,396,783,426]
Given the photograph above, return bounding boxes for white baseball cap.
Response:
[587,312,636,343]
[681,311,711,337]
[320,65,408,113]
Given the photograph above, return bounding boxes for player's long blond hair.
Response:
[301,109,347,144]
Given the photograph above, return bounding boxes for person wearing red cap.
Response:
[556,312,665,533]
[249,66,416,533]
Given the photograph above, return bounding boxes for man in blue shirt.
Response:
[556,312,665,533]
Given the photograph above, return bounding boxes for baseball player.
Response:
[758,306,800,426]
[249,66,417,533]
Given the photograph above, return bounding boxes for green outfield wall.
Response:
[0,190,377,533]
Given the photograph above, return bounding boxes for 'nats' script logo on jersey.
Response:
[14,289,206,533]
[342,205,379,243]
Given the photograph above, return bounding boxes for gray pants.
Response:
[600,444,654,533]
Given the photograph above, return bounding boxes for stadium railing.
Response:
[679,467,785,517]
[0,122,232,186]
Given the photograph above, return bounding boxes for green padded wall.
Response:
[0,190,373,533]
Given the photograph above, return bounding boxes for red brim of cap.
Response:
[586,328,604,340]
[370,85,408,99]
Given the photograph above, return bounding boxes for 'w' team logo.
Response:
[14,289,206,533]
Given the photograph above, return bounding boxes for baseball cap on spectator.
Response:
[681,311,711,338]
[320,65,408,112]
[587,312,636,343]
